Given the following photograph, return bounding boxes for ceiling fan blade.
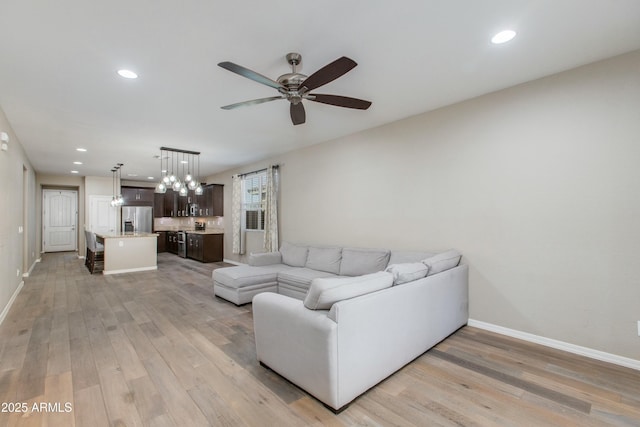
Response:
[218,61,285,90]
[308,94,372,110]
[221,96,284,110]
[300,57,357,92]
[290,103,306,125]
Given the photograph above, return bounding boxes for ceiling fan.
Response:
[218,53,372,125]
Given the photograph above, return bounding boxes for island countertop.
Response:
[96,232,158,239]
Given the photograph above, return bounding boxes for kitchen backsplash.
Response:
[154,216,224,231]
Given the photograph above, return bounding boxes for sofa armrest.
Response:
[248,251,282,266]
[252,292,339,407]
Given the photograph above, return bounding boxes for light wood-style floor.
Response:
[1,252,639,426]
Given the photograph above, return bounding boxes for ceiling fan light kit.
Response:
[218,52,372,125]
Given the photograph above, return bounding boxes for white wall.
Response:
[210,50,640,360]
[0,107,37,322]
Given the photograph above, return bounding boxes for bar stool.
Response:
[84,230,104,274]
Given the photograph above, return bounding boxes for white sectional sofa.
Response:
[212,242,469,412]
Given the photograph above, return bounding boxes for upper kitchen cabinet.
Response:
[153,192,164,218]
[198,184,223,217]
[163,189,177,217]
[122,186,154,206]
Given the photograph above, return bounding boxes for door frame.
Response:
[42,188,79,253]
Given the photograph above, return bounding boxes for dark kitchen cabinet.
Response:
[176,190,190,217]
[196,184,224,217]
[167,231,178,254]
[153,193,164,218]
[187,233,223,262]
[164,190,177,217]
[156,231,167,253]
[122,186,154,206]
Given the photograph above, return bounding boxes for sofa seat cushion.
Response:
[339,247,390,276]
[277,268,338,291]
[303,271,394,310]
[213,264,292,289]
[305,246,342,274]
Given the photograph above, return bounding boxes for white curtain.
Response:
[231,174,243,254]
[263,166,279,252]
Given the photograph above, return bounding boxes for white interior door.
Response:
[43,189,78,252]
[89,195,117,234]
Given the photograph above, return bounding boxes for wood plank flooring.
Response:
[1,252,639,426]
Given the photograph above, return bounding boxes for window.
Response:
[243,171,267,230]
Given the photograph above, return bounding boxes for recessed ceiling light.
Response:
[117,69,138,79]
[491,30,516,44]
[70,170,79,174]
[180,160,188,164]
[73,161,83,165]
[127,173,139,177]
[161,169,167,173]
[147,176,154,180]
[76,148,87,152]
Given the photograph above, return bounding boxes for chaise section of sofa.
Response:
[212,242,396,305]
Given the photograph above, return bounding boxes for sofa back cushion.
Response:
[385,262,429,285]
[388,250,436,266]
[280,242,308,267]
[304,271,393,310]
[339,247,390,276]
[305,246,342,274]
[423,249,462,275]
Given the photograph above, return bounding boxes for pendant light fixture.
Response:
[178,153,188,196]
[116,163,124,205]
[110,168,118,207]
[155,149,167,193]
[172,151,182,192]
[195,153,203,195]
[110,163,125,206]
[156,147,201,195]
[185,153,194,185]
[187,153,198,190]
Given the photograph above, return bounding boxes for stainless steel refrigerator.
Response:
[121,206,153,233]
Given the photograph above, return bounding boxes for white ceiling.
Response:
[1,0,639,181]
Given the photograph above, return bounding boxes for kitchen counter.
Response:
[97,232,159,238]
[95,232,158,275]
[185,230,224,235]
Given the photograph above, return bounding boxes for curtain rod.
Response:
[235,164,279,178]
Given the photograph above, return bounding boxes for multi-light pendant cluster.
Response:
[155,147,203,196]
[110,163,124,207]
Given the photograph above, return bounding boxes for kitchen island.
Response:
[95,232,158,275]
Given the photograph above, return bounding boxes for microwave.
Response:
[189,204,199,216]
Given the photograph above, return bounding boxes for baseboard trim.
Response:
[22,258,41,278]
[0,281,24,326]
[102,266,158,275]
[223,258,244,266]
[468,319,640,372]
